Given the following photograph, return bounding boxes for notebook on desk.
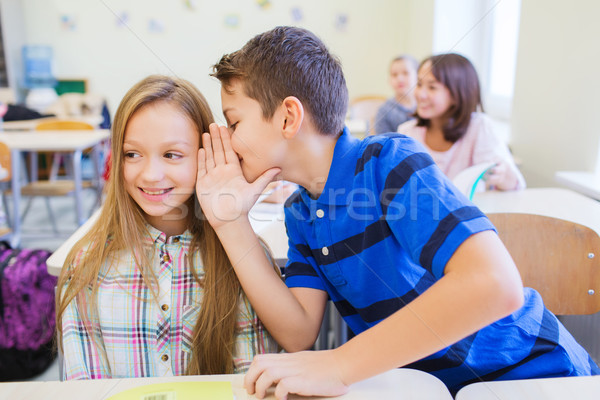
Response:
[106,381,233,400]
[452,162,496,200]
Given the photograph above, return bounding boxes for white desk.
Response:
[0,368,453,400]
[46,201,286,277]
[555,170,600,201]
[2,115,104,131]
[455,374,600,400]
[345,119,368,138]
[472,187,600,236]
[0,129,110,247]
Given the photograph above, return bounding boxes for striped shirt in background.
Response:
[61,225,279,380]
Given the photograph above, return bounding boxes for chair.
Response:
[348,95,387,137]
[0,142,12,239]
[15,120,99,233]
[35,120,97,179]
[487,212,600,315]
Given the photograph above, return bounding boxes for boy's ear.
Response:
[281,96,304,139]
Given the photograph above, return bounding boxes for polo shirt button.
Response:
[322,247,329,256]
[162,254,170,263]
[161,304,169,312]
[316,209,324,218]
[173,237,180,243]
[161,354,169,362]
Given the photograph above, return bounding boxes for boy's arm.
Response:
[244,230,524,399]
[196,124,327,350]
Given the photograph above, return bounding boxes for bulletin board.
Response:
[55,78,87,95]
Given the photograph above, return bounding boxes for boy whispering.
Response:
[196,26,598,398]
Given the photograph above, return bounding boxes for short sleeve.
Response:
[471,115,526,189]
[375,137,496,279]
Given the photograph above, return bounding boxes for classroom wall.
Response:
[511,0,600,186]
[17,0,417,124]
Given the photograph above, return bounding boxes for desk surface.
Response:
[555,170,600,201]
[2,115,104,131]
[0,369,452,400]
[455,375,600,400]
[0,129,110,151]
[472,187,600,236]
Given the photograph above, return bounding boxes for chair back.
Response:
[487,212,600,315]
[348,95,386,135]
[35,120,94,131]
[0,141,11,181]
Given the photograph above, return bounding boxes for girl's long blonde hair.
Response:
[56,75,244,374]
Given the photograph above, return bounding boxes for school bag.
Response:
[0,243,57,381]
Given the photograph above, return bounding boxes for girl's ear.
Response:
[281,96,304,139]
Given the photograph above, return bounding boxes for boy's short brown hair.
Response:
[212,26,348,136]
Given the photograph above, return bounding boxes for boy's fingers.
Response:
[252,168,281,195]
[254,369,280,399]
[202,132,215,170]
[210,123,226,165]
[218,125,239,165]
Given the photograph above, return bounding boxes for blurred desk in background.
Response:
[0,129,109,247]
[555,171,600,201]
[345,119,368,139]
[472,187,600,235]
[3,115,104,131]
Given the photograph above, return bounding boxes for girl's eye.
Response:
[228,122,238,132]
[164,152,182,160]
[124,152,139,158]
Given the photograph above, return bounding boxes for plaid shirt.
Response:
[61,225,279,380]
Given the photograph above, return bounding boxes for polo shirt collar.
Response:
[300,127,360,206]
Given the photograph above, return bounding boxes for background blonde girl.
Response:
[55,75,278,380]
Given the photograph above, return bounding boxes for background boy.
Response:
[197,26,598,399]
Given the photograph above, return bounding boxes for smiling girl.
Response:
[55,75,278,380]
[399,53,525,190]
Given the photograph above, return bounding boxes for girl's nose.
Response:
[141,159,165,182]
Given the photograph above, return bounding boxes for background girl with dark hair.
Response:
[399,53,525,191]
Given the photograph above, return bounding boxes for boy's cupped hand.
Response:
[196,123,280,229]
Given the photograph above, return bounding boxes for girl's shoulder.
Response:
[397,118,418,133]
[469,111,493,130]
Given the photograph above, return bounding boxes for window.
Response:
[432,0,521,121]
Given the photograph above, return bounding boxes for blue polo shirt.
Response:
[284,129,598,393]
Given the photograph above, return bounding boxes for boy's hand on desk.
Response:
[197,123,280,228]
[244,350,349,400]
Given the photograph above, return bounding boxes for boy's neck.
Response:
[283,128,339,198]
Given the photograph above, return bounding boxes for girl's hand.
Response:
[196,123,280,228]
[244,350,349,400]
[485,160,518,191]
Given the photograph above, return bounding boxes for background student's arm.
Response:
[245,230,524,399]
[473,114,525,190]
[196,124,327,350]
